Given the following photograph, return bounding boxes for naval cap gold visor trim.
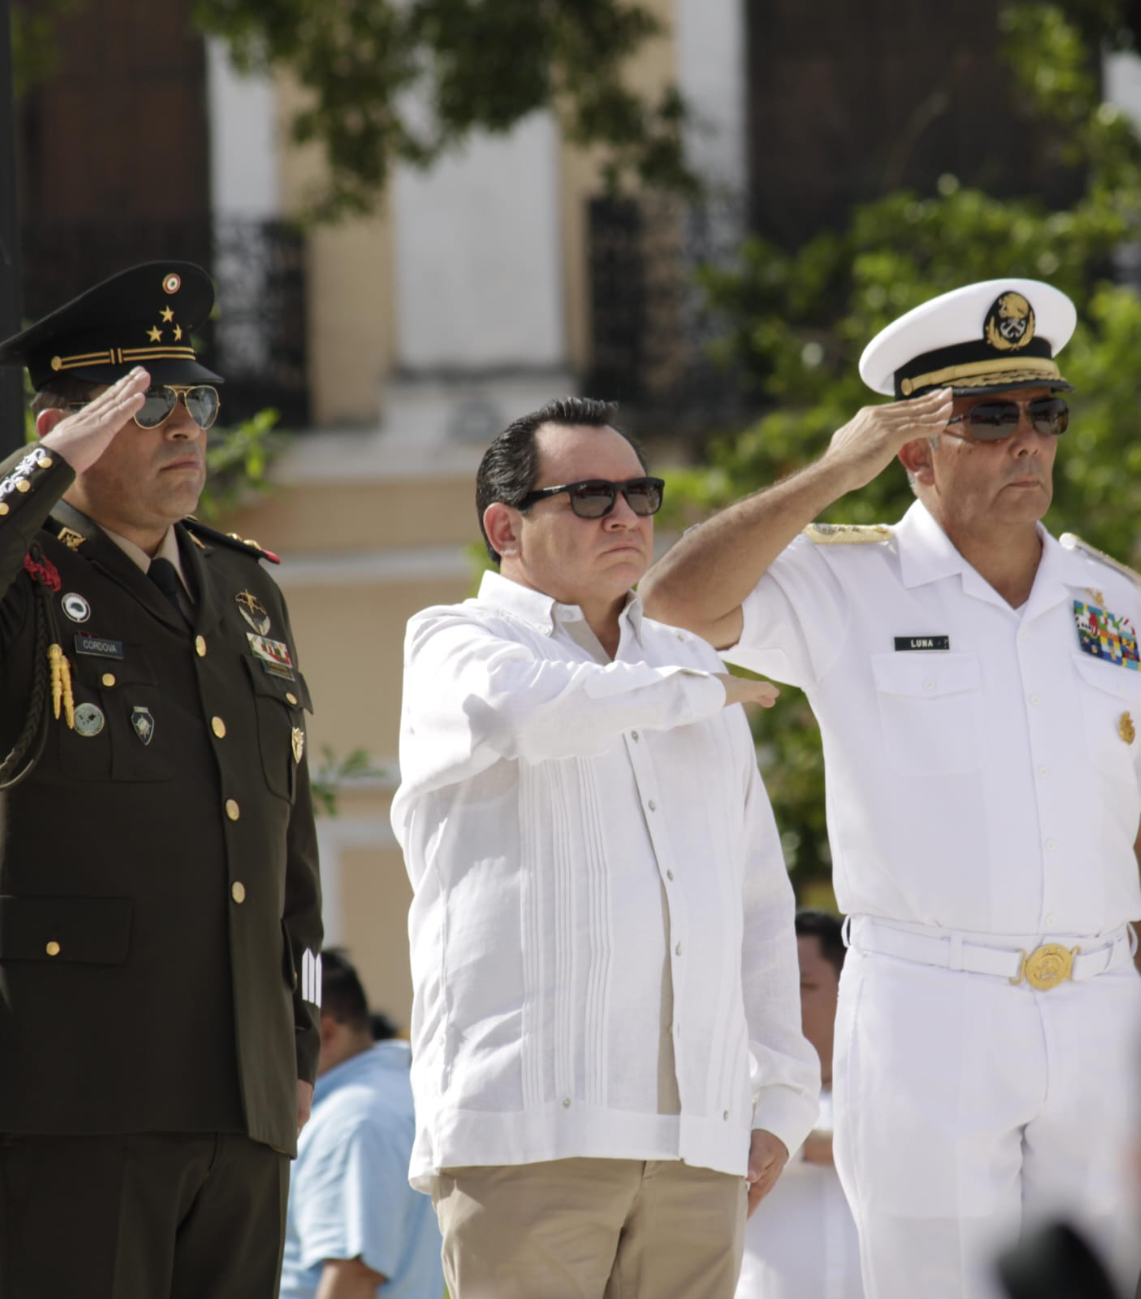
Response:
[900,355,1061,396]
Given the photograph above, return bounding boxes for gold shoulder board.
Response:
[1060,533,1141,586]
[804,523,892,545]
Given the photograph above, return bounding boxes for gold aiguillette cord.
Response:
[48,643,75,729]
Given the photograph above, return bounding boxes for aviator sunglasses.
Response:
[519,476,666,519]
[945,395,1068,442]
[69,384,221,432]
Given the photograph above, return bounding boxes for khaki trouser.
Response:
[432,1156,747,1299]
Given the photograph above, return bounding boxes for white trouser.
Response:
[832,919,1141,1299]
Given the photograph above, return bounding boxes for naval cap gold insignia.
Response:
[984,291,1035,353]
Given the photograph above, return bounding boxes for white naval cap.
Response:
[858,278,1077,399]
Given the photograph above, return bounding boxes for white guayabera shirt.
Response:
[392,571,820,1190]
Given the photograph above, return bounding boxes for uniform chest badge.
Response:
[57,526,86,551]
[235,590,271,635]
[74,702,104,737]
[1073,600,1140,668]
[984,291,1035,352]
[131,706,156,745]
[1119,711,1136,745]
[247,632,295,679]
[291,726,305,763]
[894,635,950,651]
[61,592,91,623]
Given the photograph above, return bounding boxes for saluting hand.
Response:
[823,386,954,494]
[39,366,151,475]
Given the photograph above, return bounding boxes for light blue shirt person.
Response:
[280,1040,444,1299]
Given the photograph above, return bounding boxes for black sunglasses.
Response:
[68,384,221,432]
[945,396,1068,442]
[519,476,666,519]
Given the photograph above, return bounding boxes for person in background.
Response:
[736,910,864,1299]
[280,949,444,1299]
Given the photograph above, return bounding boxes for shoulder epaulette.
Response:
[804,522,892,546]
[182,516,280,564]
[1060,532,1141,586]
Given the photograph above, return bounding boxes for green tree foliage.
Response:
[10,1,78,98]
[666,3,1141,898]
[191,0,694,218]
[13,1,695,218]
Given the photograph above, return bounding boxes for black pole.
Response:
[0,0,24,455]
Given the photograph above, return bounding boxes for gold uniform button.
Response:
[0,503,8,515]
[101,673,116,688]
[286,692,298,706]
[211,716,226,738]
[45,940,60,956]
[231,881,246,904]
[37,455,52,469]
[225,798,240,821]
[195,635,207,657]
[15,479,30,493]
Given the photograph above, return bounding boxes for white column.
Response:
[384,111,574,445]
[204,39,280,369]
[674,0,747,192]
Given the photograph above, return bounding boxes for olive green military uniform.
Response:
[0,444,323,1297]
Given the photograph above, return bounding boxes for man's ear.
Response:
[898,435,936,487]
[484,502,523,560]
[35,408,67,439]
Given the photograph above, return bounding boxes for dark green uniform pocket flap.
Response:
[0,895,133,963]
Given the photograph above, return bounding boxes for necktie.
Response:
[147,558,186,619]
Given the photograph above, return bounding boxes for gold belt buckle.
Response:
[1010,943,1081,990]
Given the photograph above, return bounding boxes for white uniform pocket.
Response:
[871,652,983,776]
[1072,654,1141,785]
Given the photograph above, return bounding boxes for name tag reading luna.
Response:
[1074,600,1141,668]
[247,632,295,679]
[894,636,950,651]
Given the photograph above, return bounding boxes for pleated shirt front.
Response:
[392,572,819,1189]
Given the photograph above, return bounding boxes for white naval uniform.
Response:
[736,1089,864,1299]
[725,500,1141,1299]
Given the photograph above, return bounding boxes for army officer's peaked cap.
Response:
[859,278,1077,400]
[0,261,223,391]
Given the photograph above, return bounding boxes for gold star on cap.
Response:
[147,325,162,342]
[160,306,174,323]
[173,325,183,341]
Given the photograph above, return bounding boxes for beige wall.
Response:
[230,477,477,555]
[276,76,395,427]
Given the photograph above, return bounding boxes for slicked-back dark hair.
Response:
[475,397,646,563]
[795,909,846,976]
[319,947,371,1032]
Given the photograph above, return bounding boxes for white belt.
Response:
[845,916,1137,991]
